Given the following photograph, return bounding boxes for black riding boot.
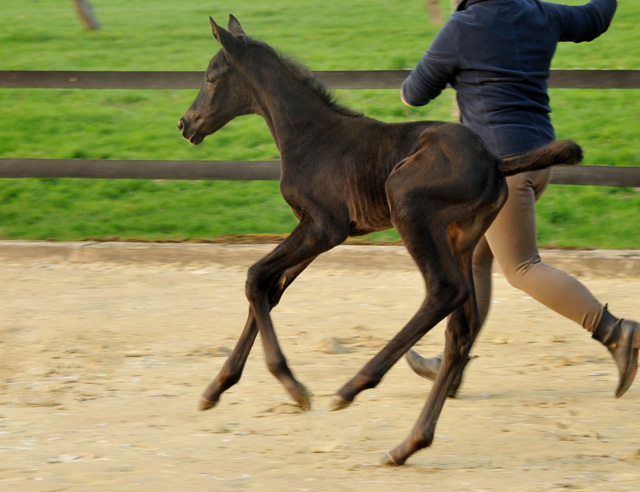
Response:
[592,308,640,398]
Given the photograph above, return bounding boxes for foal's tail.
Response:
[498,140,583,177]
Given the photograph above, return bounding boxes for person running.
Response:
[400,0,640,398]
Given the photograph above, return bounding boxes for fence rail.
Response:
[0,159,638,187]
[2,69,640,90]
[1,69,639,184]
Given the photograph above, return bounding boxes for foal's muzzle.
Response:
[178,117,205,145]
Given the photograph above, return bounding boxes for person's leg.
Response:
[485,169,604,330]
[472,236,494,326]
[487,169,639,397]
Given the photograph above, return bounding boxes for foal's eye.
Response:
[206,77,215,84]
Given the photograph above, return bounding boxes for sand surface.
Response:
[1,243,639,491]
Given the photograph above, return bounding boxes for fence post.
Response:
[71,0,101,31]
[424,0,444,25]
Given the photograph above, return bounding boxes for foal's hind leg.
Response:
[383,206,504,465]
[200,259,315,410]
[383,244,481,465]
[330,208,471,411]
[329,137,500,411]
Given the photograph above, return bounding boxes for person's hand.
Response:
[400,88,412,107]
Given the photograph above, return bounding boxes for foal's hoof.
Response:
[198,397,218,411]
[328,394,352,412]
[294,386,312,411]
[380,451,404,466]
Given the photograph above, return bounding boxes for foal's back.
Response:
[313,116,500,237]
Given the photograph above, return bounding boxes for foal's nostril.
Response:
[177,119,185,132]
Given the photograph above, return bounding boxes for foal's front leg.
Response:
[199,310,258,410]
[244,218,347,409]
[200,258,316,410]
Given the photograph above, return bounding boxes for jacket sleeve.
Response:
[401,21,459,107]
[549,0,617,42]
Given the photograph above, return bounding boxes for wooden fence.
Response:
[1,69,639,186]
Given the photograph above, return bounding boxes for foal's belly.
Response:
[347,206,393,237]
[344,179,394,237]
[348,220,392,237]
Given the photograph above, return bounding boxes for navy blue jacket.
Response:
[401,0,617,157]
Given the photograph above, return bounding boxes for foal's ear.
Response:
[228,14,246,37]
[209,16,244,61]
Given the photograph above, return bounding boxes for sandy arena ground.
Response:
[1,242,640,491]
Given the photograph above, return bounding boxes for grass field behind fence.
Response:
[0,0,638,247]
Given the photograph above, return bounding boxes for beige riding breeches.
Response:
[472,167,605,332]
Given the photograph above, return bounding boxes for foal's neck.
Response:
[244,54,345,156]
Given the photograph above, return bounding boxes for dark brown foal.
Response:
[178,15,582,465]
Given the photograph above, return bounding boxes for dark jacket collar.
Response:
[456,0,492,11]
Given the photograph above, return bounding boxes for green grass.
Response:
[0,0,638,247]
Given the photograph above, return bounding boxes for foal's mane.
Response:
[247,36,363,118]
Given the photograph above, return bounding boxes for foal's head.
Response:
[178,15,361,145]
[178,15,253,145]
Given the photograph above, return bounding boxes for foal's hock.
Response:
[178,14,582,465]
